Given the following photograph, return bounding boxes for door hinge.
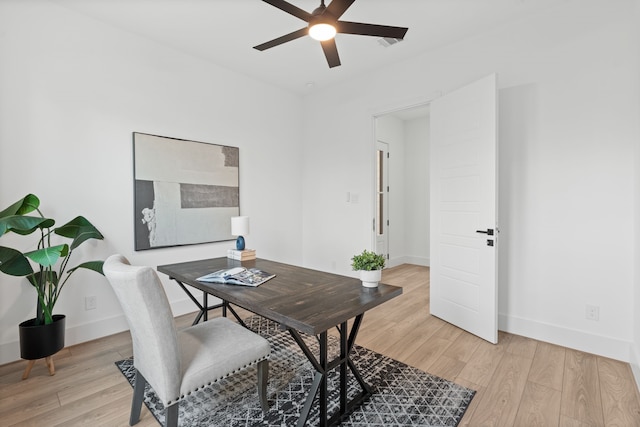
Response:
[372,218,375,231]
[387,152,390,159]
[387,219,389,226]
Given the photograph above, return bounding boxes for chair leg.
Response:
[257,359,269,414]
[130,369,147,426]
[165,402,179,427]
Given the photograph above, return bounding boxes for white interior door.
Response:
[429,74,498,344]
[375,141,389,258]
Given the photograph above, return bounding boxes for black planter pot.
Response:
[18,314,66,360]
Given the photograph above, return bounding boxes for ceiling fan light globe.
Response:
[309,23,336,41]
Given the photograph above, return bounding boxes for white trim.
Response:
[387,256,429,269]
[499,313,633,363]
[631,343,640,391]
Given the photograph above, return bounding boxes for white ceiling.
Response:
[51,0,565,95]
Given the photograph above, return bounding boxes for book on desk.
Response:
[227,249,256,261]
[196,266,275,287]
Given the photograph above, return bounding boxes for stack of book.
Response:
[227,249,256,261]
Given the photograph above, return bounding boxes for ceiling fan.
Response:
[253,0,409,68]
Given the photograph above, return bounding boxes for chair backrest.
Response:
[103,254,181,404]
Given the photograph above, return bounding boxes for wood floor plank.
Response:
[0,392,61,426]
[52,394,157,427]
[529,341,566,391]
[558,414,594,426]
[404,336,454,373]
[57,365,130,406]
[9,383,131,427]
[443,331,484,362]
[560,349,604,426]
[513,381,561,427]
[424,353,466,382]
[506,333,538,359]
[467,352,533,426]
[0,352,119,402]
[457,339,506,387]
[597,356,640,426]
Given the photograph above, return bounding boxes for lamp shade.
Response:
[231,216,250,236]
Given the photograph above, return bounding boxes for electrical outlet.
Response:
[585,304,599,321]
[85,296,97,311]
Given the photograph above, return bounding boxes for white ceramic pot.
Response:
[359,269,382,288]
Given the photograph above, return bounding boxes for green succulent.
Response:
[351,249,385,271]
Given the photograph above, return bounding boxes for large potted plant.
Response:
[0,194,104,378]
[351,249,386,288]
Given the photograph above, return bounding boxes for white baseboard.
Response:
[499,313,633,363]
[387,256,429,268]
[631,343,640,392]
[0,297,207,366]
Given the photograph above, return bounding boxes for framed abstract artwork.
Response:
[133,132,239,250]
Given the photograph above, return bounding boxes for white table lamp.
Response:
[231,216,250,250]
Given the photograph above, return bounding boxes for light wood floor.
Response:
[1,264,639,426]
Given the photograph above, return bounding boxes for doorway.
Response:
[373,104,431,268]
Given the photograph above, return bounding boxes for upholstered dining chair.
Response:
[103,254,270,427]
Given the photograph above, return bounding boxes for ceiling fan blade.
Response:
[262,0,312,22]
[336,21,408,39]
[325,0,355,19]
[253,27,308,51]
[320,38,341,68]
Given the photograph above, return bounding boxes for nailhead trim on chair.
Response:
[166,355,269,405]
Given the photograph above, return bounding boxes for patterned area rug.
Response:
[115,316,475,426]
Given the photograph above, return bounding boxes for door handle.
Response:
[476,229,494,236]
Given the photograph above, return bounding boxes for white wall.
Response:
[632,0,640,391]
[0,1,304,364]
[302,0,639,362]
[403,116,430,266]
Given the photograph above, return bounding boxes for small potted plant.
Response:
[351,249,386,288]
[0,194,104,378]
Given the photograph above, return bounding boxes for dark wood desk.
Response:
[157,257,402,427]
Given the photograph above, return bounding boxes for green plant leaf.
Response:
[0,194,40,219]
[67,260,105,276]
[0,246,34,276]
[55,216,104,250]
[0,215,55,238]
[351,249,386,271]
[24,244,69,267]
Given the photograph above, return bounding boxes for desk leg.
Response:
[170,279,223,325]
[224,301,248,329]
[203,293,208,322]
[297,372,323,427]
[289,316,371,427]
[319,331,328,427]
[339,321,348,415]
[346,314,372,395]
